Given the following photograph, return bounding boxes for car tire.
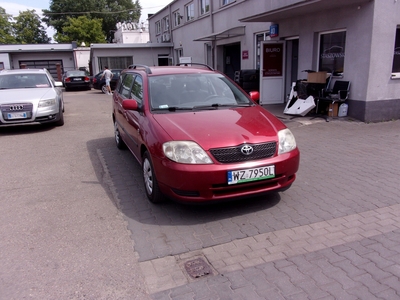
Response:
[114,121,126,149]
[142,151,165,204]
[55,110,64,126]
[101,84,108,94]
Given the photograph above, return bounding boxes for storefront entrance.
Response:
[259,41,285,104]
[223,43,241,80]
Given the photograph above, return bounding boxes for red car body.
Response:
[112,64,300,203]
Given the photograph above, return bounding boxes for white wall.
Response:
[0,53,11,69]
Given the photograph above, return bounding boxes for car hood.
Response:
[0,88,57,104]
[152,106,286,149]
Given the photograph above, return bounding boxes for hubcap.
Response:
[143,159,153,195]
[114,123,120,144]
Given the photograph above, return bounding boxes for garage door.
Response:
[19,60,64,80]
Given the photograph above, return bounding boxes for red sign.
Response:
[262,43,283,77]
[242,50,249,60]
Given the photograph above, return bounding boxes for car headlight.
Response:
[39,99,56,107]
[163,141,213,164]
[278,128,297,154]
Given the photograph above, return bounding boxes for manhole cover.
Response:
[184,257,213,279]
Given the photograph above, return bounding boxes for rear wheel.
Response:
[101,84,108,94]
[114,121,126,149]
[142,151,164,203]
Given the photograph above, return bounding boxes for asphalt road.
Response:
[0,90,150,299]
[2,90,400,299]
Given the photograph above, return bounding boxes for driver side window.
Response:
[120,74,135,98]
[131,75,143,104]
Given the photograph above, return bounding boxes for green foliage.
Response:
[0,7,17,44]
[55,16,105,44]
[43,0,141,42]
[13,10,51,44]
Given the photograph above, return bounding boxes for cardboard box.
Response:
[307,71,327,83]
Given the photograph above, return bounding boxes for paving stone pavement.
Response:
[100,104,400,299]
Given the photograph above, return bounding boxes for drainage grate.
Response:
[184,257,213,279]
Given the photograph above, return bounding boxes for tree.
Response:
[55,16,105,44]
[0,7,16,44]
[43,0,141,42]
[13,10,51,44]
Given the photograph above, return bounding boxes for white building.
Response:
[112,22,150,44]
[148,0,400,122]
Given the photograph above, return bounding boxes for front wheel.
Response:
[101,84,108,94]
[114,121,126,149]
[142,152,164,204]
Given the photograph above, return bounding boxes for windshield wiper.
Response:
[152,106,193,112]
[193,103,251,110]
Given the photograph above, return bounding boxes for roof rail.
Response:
[176,63,214,71]
[128,64,152,74]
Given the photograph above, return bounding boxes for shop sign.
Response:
[242,50,249,60]
[262,43,283,77]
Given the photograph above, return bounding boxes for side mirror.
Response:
[249,91,260,103]
[122,99,139,111]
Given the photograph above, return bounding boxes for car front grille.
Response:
[210,142,277,163]
[1,103,33,120]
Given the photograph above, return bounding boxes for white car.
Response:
[0,68,64,127]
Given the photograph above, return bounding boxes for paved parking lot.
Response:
[100,102,400,299]
[1,91,400,299]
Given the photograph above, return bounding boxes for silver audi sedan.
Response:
[0,68,64,127]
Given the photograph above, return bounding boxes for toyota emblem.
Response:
[241,145,253,155]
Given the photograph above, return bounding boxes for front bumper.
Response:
[154,149,300,203]
[0,103,61,126]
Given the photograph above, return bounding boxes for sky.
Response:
[0,0,171,39]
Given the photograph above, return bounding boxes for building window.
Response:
[392,27,400,75]
[155,21,161,35]
[98,57,133,70]
[185,2,195,21]
[255,32,270,70]
[163,16,169,32]
[222,0,235,6]
[173,10,181,27]
[319,30,346,75]
[0,62,4,70]
[200,0,210,15]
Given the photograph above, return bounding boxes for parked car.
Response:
[112,63,300,204]
[92,69,122,94]
[0,68,64,127]
[63,70,91,91]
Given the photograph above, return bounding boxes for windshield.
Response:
[0,74,51,89]
[149,73,253,111]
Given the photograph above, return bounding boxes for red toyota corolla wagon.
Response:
[112,64,300,204]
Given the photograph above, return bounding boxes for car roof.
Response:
[0,68,48,75]
[125,64,217,76]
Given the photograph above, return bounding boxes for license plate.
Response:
[7,112,28,119]
[227,165,275,185]
[73,78,82,81]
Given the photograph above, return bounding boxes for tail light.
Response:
[84,76,90,82]
[65,77,71,83]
